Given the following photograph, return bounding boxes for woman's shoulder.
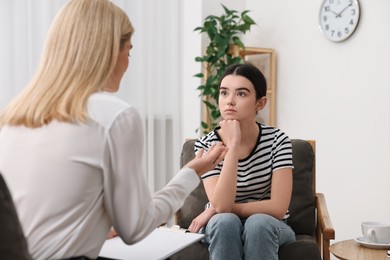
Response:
[88,92,138,128]
[89,92,130,109]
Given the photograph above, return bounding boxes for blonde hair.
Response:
[0,0,133,128]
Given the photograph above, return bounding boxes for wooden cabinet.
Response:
[231,46,276,126]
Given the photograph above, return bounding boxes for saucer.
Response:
[354,236,390,249]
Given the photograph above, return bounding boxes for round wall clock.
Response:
[319,0,360,42]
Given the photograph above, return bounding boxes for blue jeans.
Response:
[201,213,295,260]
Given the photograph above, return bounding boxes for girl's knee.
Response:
[244,214,278,233]
[210,213,241,226]
[207,213,242,235]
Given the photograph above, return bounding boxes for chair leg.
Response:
[323,239,330,260]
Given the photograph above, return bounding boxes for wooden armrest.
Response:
[316,193,335,240]
[315,193,335,260]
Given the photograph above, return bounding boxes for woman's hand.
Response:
[188,207,216,233]
[106,228,118,239]
[184,142,227,177]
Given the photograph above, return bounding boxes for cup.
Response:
[361,221,390,244]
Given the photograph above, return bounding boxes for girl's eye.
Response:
[219,90,227,96]
[237,92,246,97]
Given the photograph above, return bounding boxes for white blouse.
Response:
[0,92,199,259]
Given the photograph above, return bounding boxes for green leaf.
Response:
[211,109,221,119]
[232,37,245,50]
[205,15,218,21]
[241,10,250,16]
[221,4,230,15]
[243,14,256,26]
[193,26,204,32]
[197,84,205,90]
[203,100,216,110]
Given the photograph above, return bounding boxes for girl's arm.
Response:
[203,120,241,213]
[231,168,293,220]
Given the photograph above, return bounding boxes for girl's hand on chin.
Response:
[219,120,241,147]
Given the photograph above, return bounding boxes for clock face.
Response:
[319,0,360,42]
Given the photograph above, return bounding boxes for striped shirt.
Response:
[194,122,293,220]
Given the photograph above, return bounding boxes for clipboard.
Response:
[98,226,205,260]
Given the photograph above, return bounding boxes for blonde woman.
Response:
[0,0,226,259]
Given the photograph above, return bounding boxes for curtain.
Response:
[0,0,183,192]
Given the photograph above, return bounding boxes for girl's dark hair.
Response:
[219,63,267,99]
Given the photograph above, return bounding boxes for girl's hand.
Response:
[188,207,216,233]
[219,120,241,148]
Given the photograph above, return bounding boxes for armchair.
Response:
[0,174,32,260]
[171,139,335,260]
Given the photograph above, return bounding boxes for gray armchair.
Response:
[0,174,32,260]
[171,139,335,260]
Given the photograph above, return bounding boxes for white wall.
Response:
[182,0,390,247]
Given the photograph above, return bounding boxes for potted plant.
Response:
[194,4,256,134]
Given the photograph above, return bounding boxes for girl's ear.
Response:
[256,96,267,112]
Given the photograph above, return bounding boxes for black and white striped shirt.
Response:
[194,122,293,220]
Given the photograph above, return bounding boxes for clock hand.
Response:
[336,0,352,17]
[330,10,338,16]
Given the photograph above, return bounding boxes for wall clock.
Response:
[319,0,360,42]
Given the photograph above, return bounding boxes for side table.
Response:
[330,239,388,260]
